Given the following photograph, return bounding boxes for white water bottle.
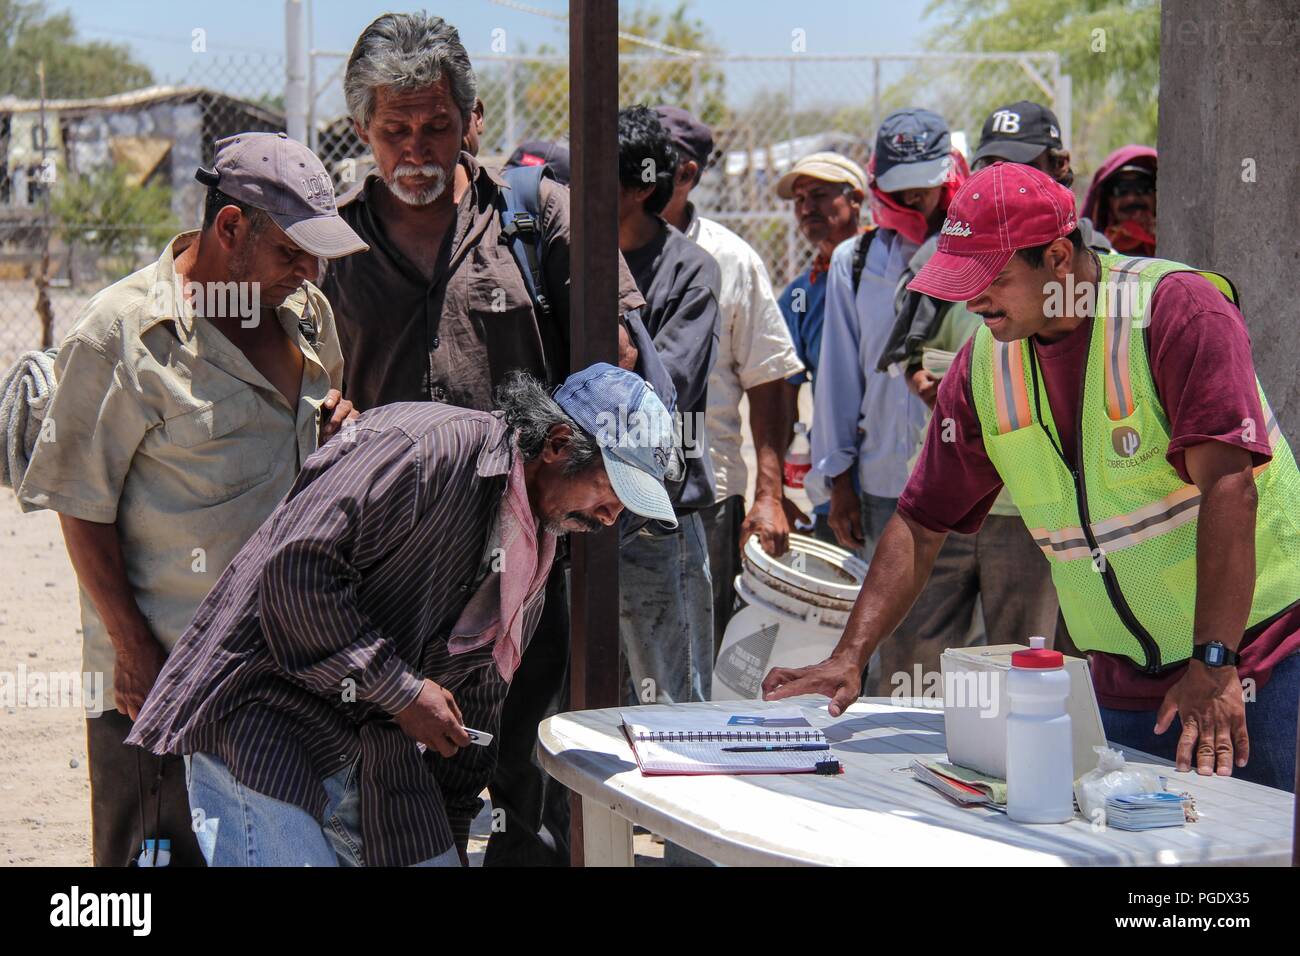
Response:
[784,422,811,490]
[1006,637,1074,823]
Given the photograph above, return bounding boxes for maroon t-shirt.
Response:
[898,271,1300,710]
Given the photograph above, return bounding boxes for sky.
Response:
[59,0,935,81]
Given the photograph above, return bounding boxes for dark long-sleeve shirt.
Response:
[622,219,721,511]
[127,404,542,866]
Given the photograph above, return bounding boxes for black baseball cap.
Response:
[972,100,1065,166]
[653,105,716,171]
[505,140,571,186]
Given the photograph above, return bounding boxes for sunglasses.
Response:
[1110,178,1155,199]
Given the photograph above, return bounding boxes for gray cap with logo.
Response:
[196,132,368,258]
[873,108,953,194]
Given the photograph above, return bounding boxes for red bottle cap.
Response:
[1011,636,1063,668]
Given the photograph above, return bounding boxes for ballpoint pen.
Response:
[721,743,831,753]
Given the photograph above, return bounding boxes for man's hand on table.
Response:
[761,654,862,717]
[395,679,471,757]
[1155,660,1249,776]
[320,388,360,442]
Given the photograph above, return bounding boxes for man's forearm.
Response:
[830,512,947,669]
[57,514,154,650]
[1192,470,1257,651]
[747,379,796,501]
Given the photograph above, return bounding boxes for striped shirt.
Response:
[127,403,546,866]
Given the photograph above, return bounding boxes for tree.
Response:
[0,0,153,100]
[617,1,725,127]
[52,164,176,280]
[921,0,1160,176]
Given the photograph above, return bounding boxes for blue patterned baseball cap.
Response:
[873,108,953,193]
[554,363,680,527]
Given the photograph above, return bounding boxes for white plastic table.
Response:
[537,696,1294,866]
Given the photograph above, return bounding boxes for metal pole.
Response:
[306,0,317,151]
[35,59,53,350]
[284,0,309,142]
[505,57,518,153]
[872,58,882,134]
[786,59,797,289]
[567,0,621,869]
[1057,74,1073,153]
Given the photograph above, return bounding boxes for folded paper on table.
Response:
[910,759,1008,807]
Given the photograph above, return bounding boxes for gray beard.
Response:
[386,165,447,206]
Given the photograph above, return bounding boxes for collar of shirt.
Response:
[343,152,507,283]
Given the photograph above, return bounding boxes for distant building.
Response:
[0,86,283,267]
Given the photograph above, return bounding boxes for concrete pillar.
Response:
[1157,0,1300,448]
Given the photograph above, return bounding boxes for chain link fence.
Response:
[2,49,1066,366]
[0,54,286,366]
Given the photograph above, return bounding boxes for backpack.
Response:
[498,163,553,326]
[849,225,879,295]
[495,164,678,413]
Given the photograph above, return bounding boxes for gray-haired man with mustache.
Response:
[321,13,649,413]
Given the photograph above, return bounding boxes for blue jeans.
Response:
[1100,652,1300,792]
[858,492,899,563]
[185,751,461,866]
[620,511,714,704]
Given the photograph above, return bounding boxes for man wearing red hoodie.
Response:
[1085,146,1158,257]
[811,108,987,695]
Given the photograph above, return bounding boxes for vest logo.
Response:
[990,110,1021,134]
[1112,426,1141,458]
[940,218,973,238]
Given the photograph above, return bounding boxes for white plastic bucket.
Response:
[711,533,867,700]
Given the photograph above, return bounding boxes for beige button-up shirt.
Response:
[685,211,804,501]
[19,231,343,711]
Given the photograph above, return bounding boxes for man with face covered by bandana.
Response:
[1085,146,1159,257]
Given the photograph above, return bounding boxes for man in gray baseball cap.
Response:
[197,131,368,260]
[17,129,366,868]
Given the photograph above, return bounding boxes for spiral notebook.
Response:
[620,708,831,775]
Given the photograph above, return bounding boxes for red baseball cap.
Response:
[907,161,1078,301]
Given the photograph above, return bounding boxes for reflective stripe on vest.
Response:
[1024,413,1283,563]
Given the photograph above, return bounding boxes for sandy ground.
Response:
[0,391,812,867]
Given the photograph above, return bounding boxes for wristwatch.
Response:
[1191,641,1241,667]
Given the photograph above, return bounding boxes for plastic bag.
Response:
[1074,745,1164,819]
